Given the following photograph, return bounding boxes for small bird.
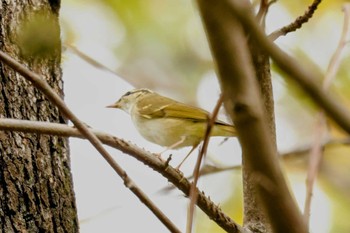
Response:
[107,88,237,166]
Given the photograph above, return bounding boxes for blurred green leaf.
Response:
[17,10,60,58]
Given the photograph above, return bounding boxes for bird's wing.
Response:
[136,93,209,121]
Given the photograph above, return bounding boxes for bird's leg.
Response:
[175,142,200,170]
[159,136,186,155]
[218,137,229,146]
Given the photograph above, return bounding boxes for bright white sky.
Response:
[59,1,338,232]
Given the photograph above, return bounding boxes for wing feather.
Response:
[136,93,209,121]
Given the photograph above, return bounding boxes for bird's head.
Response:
[107,88,153,113]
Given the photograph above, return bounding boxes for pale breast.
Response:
[131,115,206,148]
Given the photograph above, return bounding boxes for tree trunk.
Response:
[0,1,78,232]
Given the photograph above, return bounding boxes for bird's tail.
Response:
[212,122,237,137]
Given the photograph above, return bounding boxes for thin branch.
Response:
[256,0,277,27]
[149,136,350,193]
[304,112,327,227]
[304,4,350,227]
[324,4,350,89]
[191,137,350,178]
[0,118,246,233]
[186,95,224,233]
[0,51,181,233]
[227,0,350,136]
[256,0,269,26]
[175,137,350,181]
[64,44,121,77]
[269,0,323,41]
[64,44,142,89]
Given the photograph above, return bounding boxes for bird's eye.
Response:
[124,91,132,97]
[123,89,150,98]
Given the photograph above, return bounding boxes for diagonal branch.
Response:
[0,51,180,233]
[269,0,323,40]
[186,94,224,233]
[0,118,246,233]
[227,0,350,136]
[64,44,121,76]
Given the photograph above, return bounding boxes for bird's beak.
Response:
[106,101,120,109]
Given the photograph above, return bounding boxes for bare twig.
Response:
[256,0,277,27]
[163,136,350,182]
[227,0,350,135]
[186,95,224,233]
[0,51,181,233]
[0,118,245,233]
[304,4,350,227]
[304,112,327,227]
[64,44,141,88]
[269,0,323,40]
[256,0,269,26]
[64,44,120,77]
[155,136,350,191]
[324,4,350,89]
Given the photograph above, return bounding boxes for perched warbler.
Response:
[107,88,237,162]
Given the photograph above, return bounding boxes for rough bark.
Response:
[241,39,275,233]
[0,1,78,233]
